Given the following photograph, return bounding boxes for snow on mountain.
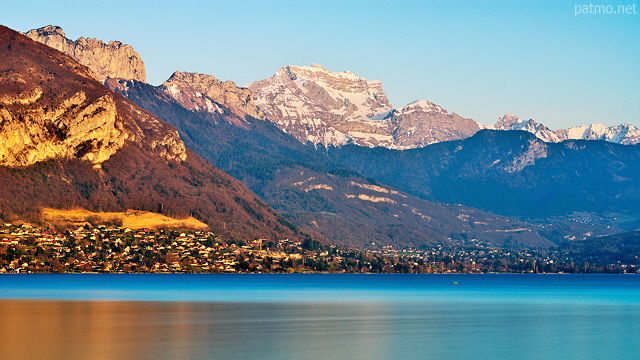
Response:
[494,114,560,143]
[495,114,640,145]
[557,123,640,144]
[248,64,481,149]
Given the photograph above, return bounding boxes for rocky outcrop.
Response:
[0,89,127,167]
[24,25,146,82]
[0,25,182,168]
[389,100,481,148]
[248,64,481,149]
[161,71,265,120]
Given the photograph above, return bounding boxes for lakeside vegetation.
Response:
[1,222,638,274]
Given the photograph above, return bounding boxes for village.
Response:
[0,222,637,274]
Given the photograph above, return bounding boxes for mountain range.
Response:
[4,24,639,250]
[108,75,559,248]
[0,25,305,242]
[328,131,640,229]
[247,63,640,148]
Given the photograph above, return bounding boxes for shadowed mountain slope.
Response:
[328,130,640,226]
[109,77,560,249]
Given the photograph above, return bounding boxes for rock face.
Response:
[161,71,265,120]
[248,64,480,149]
[0,26,183,168]
[390,100,481,148]
[24,25,146,82]
[494,113,640,145]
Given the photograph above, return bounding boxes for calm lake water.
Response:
[1,274,639,359]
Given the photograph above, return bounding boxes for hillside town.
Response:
[1,223,637,274]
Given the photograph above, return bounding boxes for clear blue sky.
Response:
[3,0,639,128]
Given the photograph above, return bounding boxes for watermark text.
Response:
[575,2,638,15]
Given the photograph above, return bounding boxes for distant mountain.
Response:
[162,71,265,120]
[28,26,633,248]
[493,113,640,145]
[247,64,480,149]
[108,75,558,249]
[493,114,561,143]
[24,25,146,82]
[328,130,640,232]
[560,231,640,266]
[21,27,640,148]
[0,25,302,242]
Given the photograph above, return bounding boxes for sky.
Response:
[3,0,639,129]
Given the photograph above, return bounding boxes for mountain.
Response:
[24,25,146,82]
[247,64,480,149]
[249,64,639,148]
[20,26,640,148]
[0,25,302,242]
[29,25,630,248]
[560,230,640,266]
[493,114,560,143]
[494,113,640,145]
[108,75,557,249]
[162,71,265,120]
[328,129,640,234]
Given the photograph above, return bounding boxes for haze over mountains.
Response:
[5,24,640,250]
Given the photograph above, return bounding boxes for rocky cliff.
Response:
[389,100,481,148]
[0,26,183,168]
[247,64,481,149]
[24,25,146,82]
[161,71,265,120]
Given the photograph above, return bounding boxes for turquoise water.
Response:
[1,274,639,359]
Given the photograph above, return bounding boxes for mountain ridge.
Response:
[493,113,640,145]
[0,24,304,242]
[24,25,146,82]
[109,76,561,248]
[247,64,481,149]
[23,26,638,148]
[19,25,637,249]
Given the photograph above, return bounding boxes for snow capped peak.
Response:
[557,122,640,144]
[401,99,445,114]
[249,64,483,149]
[492,115,640,145]
[279,64,367,83]
[248,64,640,149]
[494,114,560,143]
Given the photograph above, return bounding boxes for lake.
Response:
[1,274,639,359]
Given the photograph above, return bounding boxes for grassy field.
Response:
[42,208,209,230]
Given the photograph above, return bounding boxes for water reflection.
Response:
[1,299,639,359]
[0,301,393,360]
